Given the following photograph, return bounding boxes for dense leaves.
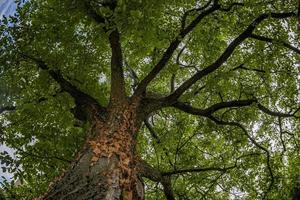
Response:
[0,0,299,199]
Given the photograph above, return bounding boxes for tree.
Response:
[0,0,299,199]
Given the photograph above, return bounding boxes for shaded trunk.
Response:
[292,176,300,200]
[39,100,144,200]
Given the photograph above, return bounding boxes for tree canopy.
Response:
[0,0,299,199]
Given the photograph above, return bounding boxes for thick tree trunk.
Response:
[38,100,144,200]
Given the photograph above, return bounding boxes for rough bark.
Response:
[38,98,144,200]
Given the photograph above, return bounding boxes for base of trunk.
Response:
[39,101,144,200]
[39,147,144,200]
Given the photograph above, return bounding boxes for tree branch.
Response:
[172,99,256,116]
[231,64,266,73]
[83,1,126,104]
[278,117,286,156]
[181,0,213,30]
[125,60,139,90]
[208,116,274,198]
[144,119,175,168]
[134,1,221,96]
[19,53,105,115]
[162,164,236,176]
[249,33,300,54]
[109,29,126,103]
[166,12,295,102]
[169,99,299,121]
[144,119,160,141]
[170,74,176,93]
[137,160,175,200]
[176,42,198,71]
[257,103,299,118]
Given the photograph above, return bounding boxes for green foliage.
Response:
[0,0,299,199]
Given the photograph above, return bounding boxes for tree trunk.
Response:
[38,100,144,200]
[292,176,300,200]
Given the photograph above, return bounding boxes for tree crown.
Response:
[0,0,299,199]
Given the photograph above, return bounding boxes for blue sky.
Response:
[0,144,15,183]
[0,0,16,18]
[0,0,17,184]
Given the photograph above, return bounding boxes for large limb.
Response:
[19,54,105,120]
[109,29,126,104]
[137,160,175,200]
[172,99,256,117]
[171,100,299,119]
[134,1,244,96]
[165,12,295,103]
[84,1,126,104]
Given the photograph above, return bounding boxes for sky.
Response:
[0,0,17,184]
[0,0,16,18]
[0,144,15,184]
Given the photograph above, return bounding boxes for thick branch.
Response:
[137,160,175,200]
[170,99,299,120]
[250,33,300,54]
[144,119,160,141]
[166,12,295,102]
[40,63,102,110]
[137,158,235,199]
[109,29,126,103]
[84,2,126,104]
[172,99,256,116]
[20,54,104,113]
[134,1,221,96]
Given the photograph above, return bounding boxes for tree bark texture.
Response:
[38,99,144,200]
